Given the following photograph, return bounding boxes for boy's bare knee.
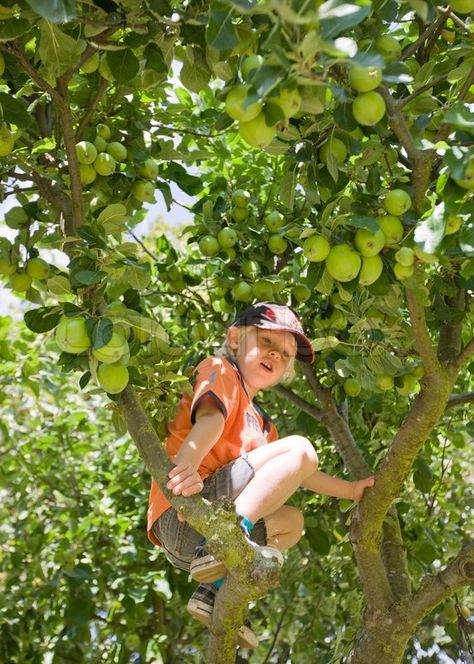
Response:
[293,435,319,473]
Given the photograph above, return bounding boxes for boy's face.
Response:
[227,326,297,397]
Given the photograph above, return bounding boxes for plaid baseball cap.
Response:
[232,302,314,364]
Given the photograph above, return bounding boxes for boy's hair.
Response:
[216,325,296,386]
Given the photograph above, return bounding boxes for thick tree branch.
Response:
[406,289,440,375]
[456,337,474,371]
[2,41,62,104]
[399,540,474,625]
[378,87,433,211]
[437,288,466,363]
[380,510,412,600]
[274,384,323,421]
[446,391,474,409]
[56,77,85,234]
[117,387,280,663]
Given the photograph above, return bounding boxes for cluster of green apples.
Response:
[301,188,438,287]
[225,55,302,148]
[343,364,423,399]
[76,123,159,204]
[0,239,52,293]
[52,301,161,395]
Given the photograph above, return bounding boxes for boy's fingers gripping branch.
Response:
[167,463,204,497]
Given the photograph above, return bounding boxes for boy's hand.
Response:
[352,476,375,502]
[167,463,204,497]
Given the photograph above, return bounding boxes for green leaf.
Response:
[25,0,76,22]
[206,2,239,51]
[414,203,445,254]
[0,93,32,128]
[413,460,434,493]
[90,318,114,350]
[319,0,371,40]
[38,20,86,79]
[24,306,61,333]
[459,223,474,258]
[97,204,128,234]
[279,170,296,210]
[305,526,331,555]
[180,47,211,93]
[106,49,140,83]
[0,18,31,41]
[406,0,428,21]
[74,270,105,286]
[144,43,168,74]
[442,102,474,136]
[79,371,91,389]
[312,336,340,351]
[346,215,380,233]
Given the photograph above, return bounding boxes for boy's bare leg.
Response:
[234,435,318,525]
[264,505,304,551]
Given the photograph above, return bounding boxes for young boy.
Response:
[147,302,374,649]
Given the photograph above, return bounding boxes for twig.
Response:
[3,41,62,104]
[127,228,159,261]
[398,73,451,109]
[401,12,447,61]
[446,391,474,409]
[76,77,110,141]
[274,384,323,421]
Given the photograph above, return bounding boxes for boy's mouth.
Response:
[260,360,273,372]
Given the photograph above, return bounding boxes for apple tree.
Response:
[0,0,473,662]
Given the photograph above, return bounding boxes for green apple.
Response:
[445,214,463,235]
[447,0,474,13]
[217,227,238,248]
[267,234,288,255]
[106,141,127,162]
[239,113,277,148]
[9,271,32,292]
[232,189,250,207]
[292,284,311,303]
[414,247,438,263]
[303,234,330,262]
[26,257,50,280]
[225,84,262,122]
[376,374,394,390]
[253,279,274,300]
[325,244,362,282]
[319,137,347,165]
[75,140,97,165]
[375,35,402,61]
[232,206,249,222]
[352,91,386,126]
[0,257,16,275]
[268,87,302,119]
[344,378,361,397]
[80,51,100,74]
[383,189,412,216]
[393,262,414,280]
[198,235,220,256]
[395,374,420,395]
[264,211,285,232]
[92,332,129,364]
[132,180,155,203]
[395,247,415,266]
[359,254,383,286]
[354,228,385,256]
[79,163,97,185]
[94,152,116,176]
[452,159,474,191]
[55,316,91,354]
[0,124,14,157]
[190,322,209,342]
[349,63,383,92]
[97,364,129,394]
[241,259,260,279]
[93,136,107,152]
[137,158,159,180]
[232,280,253,302]
[96,123,112,140]
[377,214,404,246]
[328,309,347,330]
[241,54,264,80]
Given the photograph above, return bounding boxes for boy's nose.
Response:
[269,349,280,360]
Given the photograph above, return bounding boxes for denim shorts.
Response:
[152,454,267,571]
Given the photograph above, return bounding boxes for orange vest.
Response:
[147,356,278,545]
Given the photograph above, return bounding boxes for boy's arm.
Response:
[302,470,374,502]
[166,399,225,497]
